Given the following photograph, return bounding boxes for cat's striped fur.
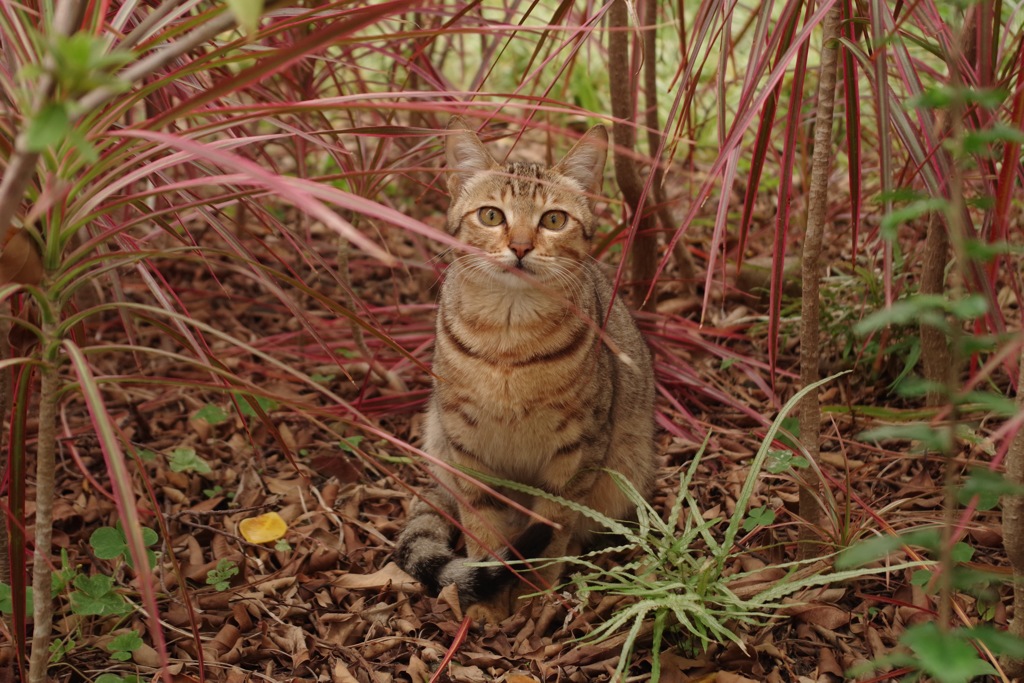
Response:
[394,118,657,622]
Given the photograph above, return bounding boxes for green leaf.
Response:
[958,468,1024,510]
[65,126,98,164]
[169,447,212,474]
[836,529,940,569]
[854,296,947,335]
[25,103,71,151]
[236,393,278,418]
[274,539,292,552]
[52,550,76,594]
[141,526,159,546]
[955,391,1016,417]
[893,376,945,399]
[107,631,143,661]
[858,424,953,453]
[49,634,74,663]
[956,333,1002,356]
[967,625,1024,659]
[947,294,988,321]
[961,124,1024,153]
[775,417,800,451]
[950,542,974,563]
[962,239,1018,263]
[206,559,239,591]
[911,86,1007,110]
[879,199,947,240]
[742,507,775,531]
[90,526,126,560]
[910,569,933,588]
[193,403,229,425]
[339,436,364,453]
[0,582,33,615]
[137,449,158,462]
[225,0,265,33]
[69,574,131,616]
[89,525,158,569]
[902,623,997,683]
[764,449,809,474]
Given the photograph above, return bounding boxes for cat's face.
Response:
[443,118,607,288]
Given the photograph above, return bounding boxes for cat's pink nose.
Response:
[509,242,533,260]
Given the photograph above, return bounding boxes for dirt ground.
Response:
[23,213,1014,683]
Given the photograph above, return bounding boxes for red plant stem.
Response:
[429,614,472,683]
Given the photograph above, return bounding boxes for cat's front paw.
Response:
[466,601,510,625]
[465,585,515,624]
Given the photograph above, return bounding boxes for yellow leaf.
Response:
[238,511,287,544]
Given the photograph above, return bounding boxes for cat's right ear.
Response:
[445,116,499,196]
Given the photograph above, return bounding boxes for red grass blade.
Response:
[64,340,171,681]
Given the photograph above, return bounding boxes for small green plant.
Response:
[842,63,1024,674]
[68,574,131,617]
[106,631,143,662]
[274,539,292,552]
[0,582,32,615]
[339,436,364,452]
[235,393,279,418]
[193,403,229,425]
[206,560,239,591]
[90,524,158,570]
[742,506,775,531]
[168,447,212,475]
[0,551,81,614]
[763,449,809,474]
[95,675,141,683]
[51,550,80,594]
[475,373,921,680]
[48,632,75,663]
[136,449,159,463]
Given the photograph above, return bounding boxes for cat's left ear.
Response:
[553,125,608,201]
[445,116,499,196]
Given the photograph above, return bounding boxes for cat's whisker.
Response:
[429,248,454,265]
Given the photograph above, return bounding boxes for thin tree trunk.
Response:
[1003,344,1024,677]
[0,314,9,585]
[919,214,951,405]
[28,330,59,683]
[918,8,978,406]
[797,2,842,556]
[642,0,695,292]
[609,0,658,310]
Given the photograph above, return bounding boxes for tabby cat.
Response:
[394,117,657,623]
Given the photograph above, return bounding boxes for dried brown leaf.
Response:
[334,561,420,591]
[0,229,42,285]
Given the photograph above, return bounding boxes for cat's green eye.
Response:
[540,210,568,231]
[477,207,505,227]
